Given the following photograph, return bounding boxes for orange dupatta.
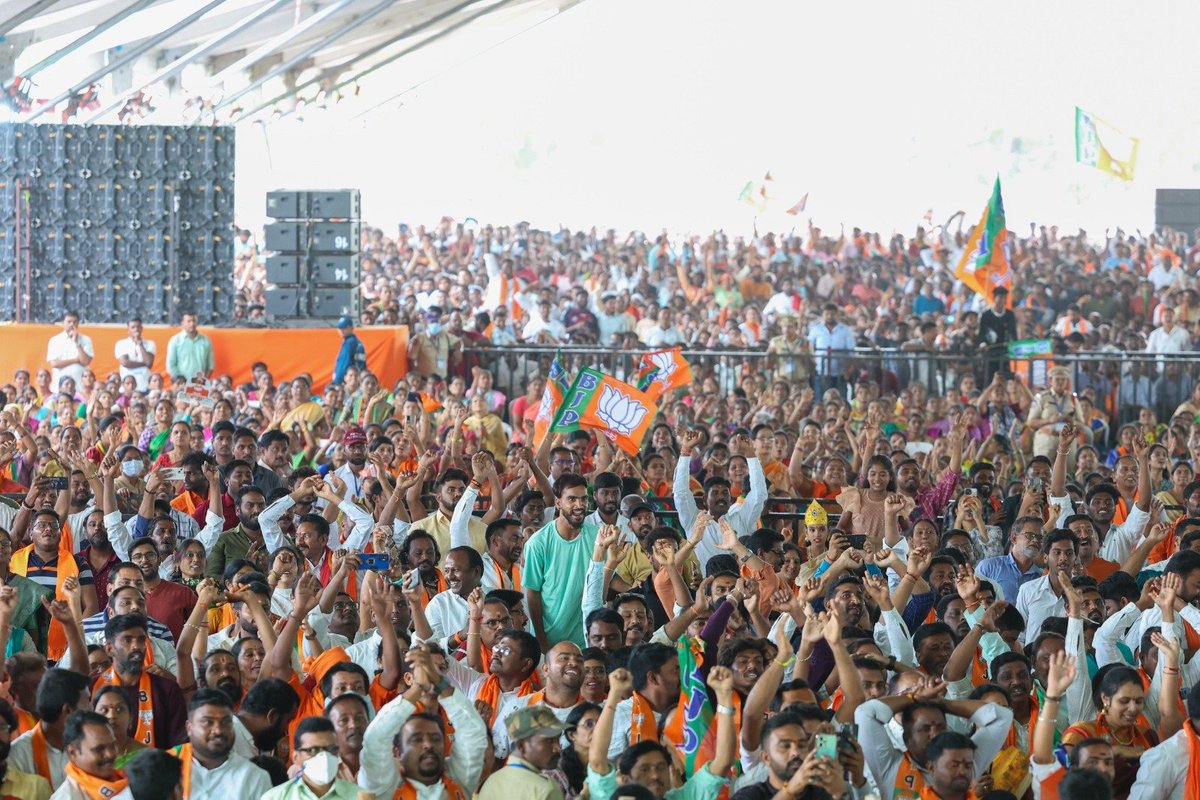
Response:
[492,558,520,591]
[893,752,925,799]
[1064,712,1154,751]
[395,775,467,800]
[9,542,79,660]
[63,761,129,800]
[16,707,35,736]
[1183,720,1200,800]
[628,691,662,745]
[419,570,448,610]
[94,668,155,746]
[919,787,976,800]
[475,672,539,726]
[30,722,53,782]
[171,743,194,798]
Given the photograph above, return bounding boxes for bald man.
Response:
[526,642,583,722]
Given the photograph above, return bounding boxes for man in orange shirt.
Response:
[169,453,214,516]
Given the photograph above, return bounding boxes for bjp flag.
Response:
[553,367,657,455]
[533,353,571,448]
[634,347,693,400]
[954,177,1012,307]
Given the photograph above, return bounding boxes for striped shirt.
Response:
[83,609,175,644]
[21,551,94,593]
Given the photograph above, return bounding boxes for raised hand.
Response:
[884,493,907,518]
[906,546,932,577]
[608,667,633,701]
[466,586,484,616]
[1157,571,1182,613]
[293,573,323,615]
[0,587,18,619]
[955,566,981,606]
[978,600,1008,632]
[1151,630,1182,668]
[1058,421,1076,451]
[40,596,75,625]
[706,665,735,703]
[822,607,844,645]
[690,511,713,543]
[1045,650,1076,696]
[718,518,740,552]
[1057,571,1082,618]
[862,573,892,609]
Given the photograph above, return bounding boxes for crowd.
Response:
[0,214,1198,799]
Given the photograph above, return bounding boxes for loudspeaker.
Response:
[1155,188,1200,239]
[264,222,301,251]
[311,254,360,285]
[265,254,301,285]
[310,222,360,253]
[265,286,302,316]
[266,190,304,219]
[310,287,358,318]
[309,190,360,220]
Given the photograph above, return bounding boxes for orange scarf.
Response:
[1139,667,1186,719]
[172,743,194,798]
[395,775,467,800]
[16,707,35,736]
[10,542,79,660]
[317,546,358,599]
[475,672,539,727]
[1004,692,1038,750]
[419,570,449,610]
[94,668,155,747]
[30,722,53,782]
[526,688,581,709]
[1183,720,1200,800]
[491,558,520,591]
[919,787,977,800]
[628,691,661,745]
[1065,713,1153,751]
[894,752,926,799]
[63,761,128,800]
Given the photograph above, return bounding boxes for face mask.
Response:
[427,322,443,336]
[302,751,340,785]
[121,461,145,478]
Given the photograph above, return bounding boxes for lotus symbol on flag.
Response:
[596,384,647,436]
[647,351,677,385]
[536,390,553,421]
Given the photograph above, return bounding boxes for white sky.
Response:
[234,0,1200,236]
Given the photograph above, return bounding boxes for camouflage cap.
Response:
[506,705,567,741]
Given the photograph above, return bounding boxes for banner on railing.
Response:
[1006,339,1053,358]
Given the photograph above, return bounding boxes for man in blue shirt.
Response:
[975,515,1044,602]
[807,302,856,397]
[332,317,367,384]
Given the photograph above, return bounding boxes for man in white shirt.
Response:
[672,431,767,567]
[113,318,156,391]
[424,547,483,644]
[594,291,634,345]
[45,311,94,391]
[642,306,685,347]
[1015,531,1078,644]
[175,689,272,799]
[1128,681,1200,800]
[1146,307,1193,361]
[11,667,91,788]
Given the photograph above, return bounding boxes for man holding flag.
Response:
[955,177,1012,309]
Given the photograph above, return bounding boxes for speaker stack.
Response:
[263,189,361,324]
[1155,189,1200,243]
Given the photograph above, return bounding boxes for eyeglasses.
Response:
[32,521,60,531]
[294,745,339,757]
[491,644,513,656]
[332,602,359,612]
[482,616,512,629]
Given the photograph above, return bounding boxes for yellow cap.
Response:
[804,500,828,526]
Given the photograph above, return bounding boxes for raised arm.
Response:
[262,573,320,681]
[590,668,631,774]
[705,666,738,777]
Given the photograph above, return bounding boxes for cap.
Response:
[804,500,828,526]
[343,426,368,445]
[336,316,353,330]
[626,501,656,518]
[1048,366,1071,379]
[506,706,567,742]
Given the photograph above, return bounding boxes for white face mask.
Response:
[302,751,340,785]
[121,460,145,478]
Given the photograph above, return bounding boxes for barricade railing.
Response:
[463,345,1200,449]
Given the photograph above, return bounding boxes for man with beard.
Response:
[78,508,120,609]
[423,547,484,645]
[0,698,50,799]
[204,485,268,578]
[410,466,487,555]
[1066,514,1120,581]
[172,689,271,798]
[890,423,967,525]
[10,509,100,656]
[451,628,541,760]
[327,426,370,501]
[199,651,243,706]
[718,638,766,716]
[357,648,487,799]
[613,502,690,591]
[93,614,186,748]
[730,709,849,800]
[231,679,300,760]
[584,608,625,654]
[612,594,652,648]
[261,476,374,575]
[1015,531,1079,644]
[128,539,195,641]
[170,452,213,517]
[399,531,445,607]
[324,693,370,786]
[525,474,599,651]
[925,556,959,600]
[10,668,92,787]
[912,623,957,679]
[975,517,1045,603]
[479,706,567,800]
[476,518,523,592]
[921,732,979,800]
[526,642,584,722]
[55,710,129,800]
[675,431,766,567]
[1050,424,1152,565]
[70,585,177,676]
[855,683,1011,798]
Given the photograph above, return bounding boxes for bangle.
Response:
[466,632,481,637]
[20,501,33,510]
[905,573,921,582]
[1042,694,1063,703]
[774,656,796,669]
[1037,714,1057,722]
[797,652,812,663]
[604,702,620,711]
[1165,667,1181,675]
[184,622,207,631]
[470,616,482,622]
[716,705,735,716]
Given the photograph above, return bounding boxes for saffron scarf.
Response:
[317,547,357,599]
[525,688,581,709]
[30,723,52,782]
[893,752,925,799]
[63,762,128,800]
[9,542,79,660]
[94,668,155,747]
[394,775,467,799]
[919,787,977,800]
[628,691,661,745]
[491,558,520,591]
[1064,713,1154,751]
[475,672,539,727]
[171,743,194,799]
[419,570,449,610]
[1183,719,1200,800]
[15,707,34,736]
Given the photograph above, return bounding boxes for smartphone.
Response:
[358,552,391,572]
[814,733,839,761]
[404,569,420,590]
[838,723,859,751]
[847,534,867,550]
[161,467,185,481]
[47,477,69,490]
[1028,476,1043,493]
